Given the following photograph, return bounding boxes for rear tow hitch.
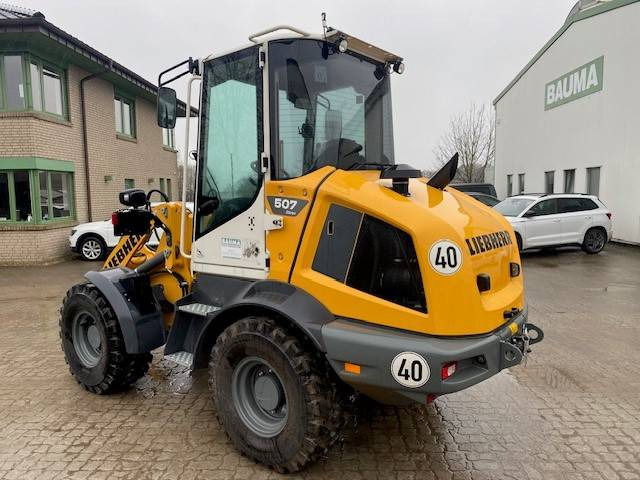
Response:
[510,323,544,365]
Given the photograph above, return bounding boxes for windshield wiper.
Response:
[347,162,393,171]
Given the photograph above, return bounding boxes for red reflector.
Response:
[606,213,612,219]
[111,213,118,225]
[426,393,438,404]
[441,361,457,380]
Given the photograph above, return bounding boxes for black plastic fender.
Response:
[85,269,165,354]
[191,280,334,369]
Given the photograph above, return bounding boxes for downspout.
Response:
[80,61,112,222]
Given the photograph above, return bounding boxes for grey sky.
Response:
[25,0,577,170]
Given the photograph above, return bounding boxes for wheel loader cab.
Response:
[60,25,543,474]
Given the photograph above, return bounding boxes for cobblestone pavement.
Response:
[1,244,639,479]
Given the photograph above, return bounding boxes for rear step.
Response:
[164,351,194,368]
[177,303,220,316]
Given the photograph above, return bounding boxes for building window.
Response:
[115,95,135,137]
[518,173,525,194]
[39,171,73,220]
[124,178,135,190]
[166,178,172,200]
[0,172,11,220]
[2,55,26,110]
[586,167,600,196]
[545,171,555,194]
[159,178,166,195]
[507,174,513,196]
[564,169,575,193]
[1,54,67,117]
[0,169,73,223]
[30,61,64,116]
[162,128,175,149]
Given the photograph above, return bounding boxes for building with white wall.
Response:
[493,0,640,244]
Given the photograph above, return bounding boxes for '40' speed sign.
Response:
[429,240,462,275]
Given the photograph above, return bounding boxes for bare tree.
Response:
[433,103,495,183]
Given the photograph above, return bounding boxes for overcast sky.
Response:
[26,0,577,170]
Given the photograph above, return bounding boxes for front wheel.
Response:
[78,235,106,261]
[209,317,345,473]
[59,283,152,394]
[582,227,607,254]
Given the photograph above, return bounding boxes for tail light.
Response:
[441,361,458,380]
[111,212,118,225]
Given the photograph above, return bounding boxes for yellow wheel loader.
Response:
[59,23,543,473]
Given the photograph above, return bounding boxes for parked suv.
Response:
[494,194,612,254]
[452,183,497,197]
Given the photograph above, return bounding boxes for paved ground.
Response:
[1,244,639,479]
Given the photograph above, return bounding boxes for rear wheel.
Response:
[209,316,345,473]
[59,283,152,394]
[582,227,607,254]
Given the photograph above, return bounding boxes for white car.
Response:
[70,202,193,261]
[494,194,612,254]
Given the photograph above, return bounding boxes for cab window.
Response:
[196,47,262,238]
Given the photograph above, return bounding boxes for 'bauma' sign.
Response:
[545,56,604,110]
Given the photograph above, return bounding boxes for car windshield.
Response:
[494,197,535,216]
[269,39,395,179]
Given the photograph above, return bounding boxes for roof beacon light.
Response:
[337,38,348,53]
[394,62,405,74]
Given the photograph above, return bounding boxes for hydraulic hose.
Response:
[134,251,168,275]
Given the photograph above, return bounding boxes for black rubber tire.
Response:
[209,316,346,473]
[59,283,152,394]
[78,235,107,261]
[582,227,607,254]
[515,233,523,252]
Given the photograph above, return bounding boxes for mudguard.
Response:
[85,268,165,354]
[191,280,334,368]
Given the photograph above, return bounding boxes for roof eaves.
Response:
[493,0,640,106]
[0,14,195,115]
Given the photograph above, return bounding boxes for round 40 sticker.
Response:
[429,240,462,275]
[391,352,430,388]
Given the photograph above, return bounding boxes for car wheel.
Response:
[78,235,106,261]
[582,227,607,254]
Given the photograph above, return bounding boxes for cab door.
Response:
[191,46,267,279]
[521,198,562,247]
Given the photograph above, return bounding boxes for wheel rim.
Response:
[81,239,102,260]
[231,357,288,438]
[72,312,102,367]
[586,230,605,251]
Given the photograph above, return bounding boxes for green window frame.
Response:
[115,93,136,138]
[124,178,135,190]
[0,53,68,119]
[0,169,74,224]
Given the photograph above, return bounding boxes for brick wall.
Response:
[0,64,178,265]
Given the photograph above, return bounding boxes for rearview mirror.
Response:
[286,59,312,110]
[157,87,177,129]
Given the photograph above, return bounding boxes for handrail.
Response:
[179,74,202,260]
[248,25,310,43]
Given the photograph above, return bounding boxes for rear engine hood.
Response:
[303,170,524,336]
